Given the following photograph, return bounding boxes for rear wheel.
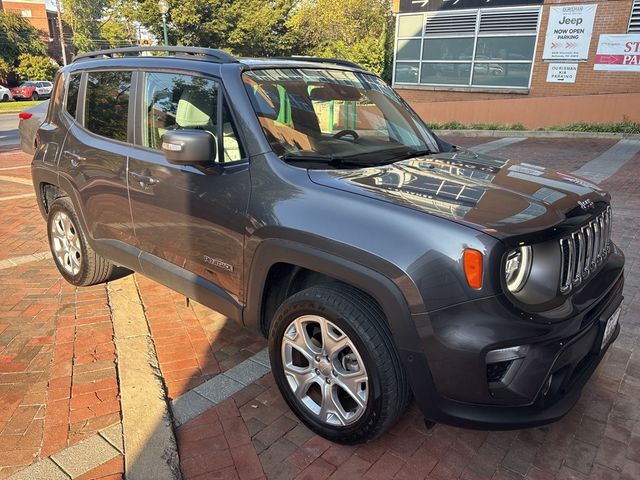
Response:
[1,94,7,102]
[269,284,410,444]
[31,92,39,101]
[47,197,114,286]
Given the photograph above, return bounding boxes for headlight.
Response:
[504,246,532,293]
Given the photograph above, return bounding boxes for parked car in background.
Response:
[19,100,49,154]
[11,81,53,101]
[0,85,11,102]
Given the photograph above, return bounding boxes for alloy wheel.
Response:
[281,315,369,426]
[50,211,82,276]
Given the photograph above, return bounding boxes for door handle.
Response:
[63,150,86,167]
[129,171,159,188]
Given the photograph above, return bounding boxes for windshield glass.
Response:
[21,82,36,87]
[242,68,439,163]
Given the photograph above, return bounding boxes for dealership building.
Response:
[391,0,640,128]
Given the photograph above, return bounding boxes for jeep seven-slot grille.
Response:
[559,206,612,294]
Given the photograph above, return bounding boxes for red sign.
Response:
[594,34,640,71]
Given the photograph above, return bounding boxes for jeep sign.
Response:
[543,4,597,61]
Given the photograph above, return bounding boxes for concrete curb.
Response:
[434,129,640,140]
[108,276,181,480]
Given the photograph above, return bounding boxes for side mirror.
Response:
[161,130,216,166]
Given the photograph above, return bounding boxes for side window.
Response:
[141,72,244,162]
[85,71,131,142]
[66,74,81,118]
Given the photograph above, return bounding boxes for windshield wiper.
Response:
[281,153,378,168]
[390,148,433,162]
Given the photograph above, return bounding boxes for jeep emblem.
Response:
[578,199,594,210]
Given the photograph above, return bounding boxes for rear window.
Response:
[85,71,131,142]
[66,74,81,118]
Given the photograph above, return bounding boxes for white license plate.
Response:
[602,306,622,349]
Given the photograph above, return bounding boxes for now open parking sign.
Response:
[543,4,597,61]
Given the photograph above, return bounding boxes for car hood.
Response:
[307,149,609,241]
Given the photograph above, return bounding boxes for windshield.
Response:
[242,68,439,164]
[21,82,36,87]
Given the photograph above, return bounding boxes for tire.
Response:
[268,283,410,444]
[47,197,114,286]
[31,92,39,101]
[1,94,7,102]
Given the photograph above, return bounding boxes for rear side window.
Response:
[66,74,81,118]
[85,71,131,142]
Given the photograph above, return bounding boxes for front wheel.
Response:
[31,92,39,101]
[1,94,7,102]
[269,284,410,444]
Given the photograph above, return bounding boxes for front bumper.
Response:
[12,92,34,99]
[405,249,624,430]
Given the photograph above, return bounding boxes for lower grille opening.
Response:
[487,360,513,383]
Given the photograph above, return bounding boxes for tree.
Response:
[61,0,137,53]
[0,12,47,67]
[0,58,10,82]
[16,54,59,81]
[121,0,300,57]
[288,0,394,79]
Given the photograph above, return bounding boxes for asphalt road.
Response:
[0,113,19,149]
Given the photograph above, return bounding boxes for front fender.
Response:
[243,237,426,354]
[243,237,443,417]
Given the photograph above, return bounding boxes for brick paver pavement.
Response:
[0,152,123,479]
[1,137,639,479]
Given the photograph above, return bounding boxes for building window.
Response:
[394,6,541,90]
[21,9,32,17]
[630,0,640,33]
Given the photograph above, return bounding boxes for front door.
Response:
[127,70,249,304]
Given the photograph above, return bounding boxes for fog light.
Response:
[486,346,528,385]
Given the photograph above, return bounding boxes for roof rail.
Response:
[73,46,238,64]
[270,56,364,70]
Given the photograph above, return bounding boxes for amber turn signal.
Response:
[463,249,483,289]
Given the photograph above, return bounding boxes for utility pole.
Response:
[55,0,67,65]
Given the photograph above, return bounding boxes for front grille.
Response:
[559,206,612,294]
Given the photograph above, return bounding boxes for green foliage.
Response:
[0,58,10,81]
[0,12,47,67]
[544,120,640,134]
[428,120,640,134]
[428,121,526,131]
[16,54,59,81]
[288,0,394,79]
[226,0,301,56]
[62,0,137,53]
[124,0,299,56]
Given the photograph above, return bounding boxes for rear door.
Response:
[57,70,137,262]
[127,70,249,304]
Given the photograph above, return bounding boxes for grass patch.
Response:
[429,121,527,131]
[429,119,640,134]
[0,100,44,114]
[539,120,640,135]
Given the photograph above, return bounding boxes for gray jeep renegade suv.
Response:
[31,46,625,444]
